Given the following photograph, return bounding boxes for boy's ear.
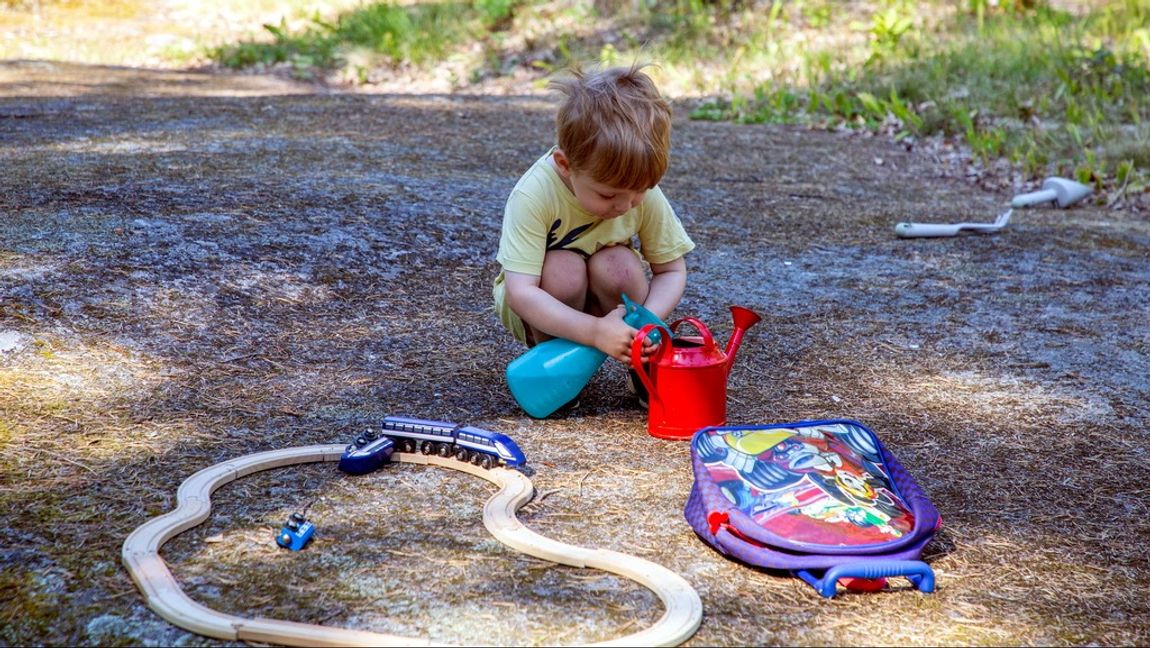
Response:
[551,148,572,177]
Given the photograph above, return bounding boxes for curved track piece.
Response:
[122,445,702,647]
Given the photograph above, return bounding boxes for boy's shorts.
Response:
[492,277,529,345]
[492,246,646,347]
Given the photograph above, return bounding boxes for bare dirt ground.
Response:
[2,60,1149,646]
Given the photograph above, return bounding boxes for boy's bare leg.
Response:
[586,245,649,317]
[528,249,589,344]
[587,245,651,404]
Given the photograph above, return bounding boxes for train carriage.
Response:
[382,416,456,454]
[377,416,527,469]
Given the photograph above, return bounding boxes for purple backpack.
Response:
[685,419,940,597]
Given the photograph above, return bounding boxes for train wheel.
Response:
[436,443,451,458]
[454,447,469,462]
[470,452,483,466]
[420,441,433,455]
[479,454,494,470]
[399,439,416,453]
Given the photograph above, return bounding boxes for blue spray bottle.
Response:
[505,294,668,418]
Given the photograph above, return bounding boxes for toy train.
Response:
[338,429,395,475]
[338,416,526,474]
[275,512,315,551]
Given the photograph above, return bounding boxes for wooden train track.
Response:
[122,444,703,647]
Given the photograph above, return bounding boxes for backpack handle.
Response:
[795,560,936,598]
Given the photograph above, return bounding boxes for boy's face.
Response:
[569,173,647,220]
[552,150,646,220]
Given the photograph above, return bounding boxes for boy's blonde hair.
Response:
[549,63,672,192]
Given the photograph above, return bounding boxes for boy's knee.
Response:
[588,245,645,290]
[540,249,589,306]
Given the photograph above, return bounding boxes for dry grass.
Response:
[1,60,1148,646]
[0,0,364,67]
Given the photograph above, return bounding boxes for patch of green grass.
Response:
[687,0,1150,197]
[209,0,518,81]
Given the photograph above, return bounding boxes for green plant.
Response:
[210,0,521,79]
[864,0,917,65]
[473,0,514,27]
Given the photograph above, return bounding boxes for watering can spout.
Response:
[724,305,762,372]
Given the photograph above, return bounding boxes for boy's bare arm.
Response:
[503,271,636,362]
[644,257,687,322]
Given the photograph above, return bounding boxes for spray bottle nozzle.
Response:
[621,294,671,344]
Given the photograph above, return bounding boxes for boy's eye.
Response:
[598,193,615,200]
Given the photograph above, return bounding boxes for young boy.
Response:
[492,63,695,400]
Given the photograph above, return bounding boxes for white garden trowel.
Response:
[1010,177,1092,209]
[895,209,1012,238]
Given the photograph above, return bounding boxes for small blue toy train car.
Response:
[275,512,314,551]
[381,416,527,469]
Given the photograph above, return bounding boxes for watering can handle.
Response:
[630,324,670,405]
[669,317,716,348]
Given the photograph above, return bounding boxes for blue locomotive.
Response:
[380,415,527,469]
[338,428,395,475]
[453,425,525,469]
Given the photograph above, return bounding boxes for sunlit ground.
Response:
[0,0,363,67]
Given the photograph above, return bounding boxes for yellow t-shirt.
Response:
[492,149,695,343]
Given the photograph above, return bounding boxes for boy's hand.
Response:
[596,305,655,364]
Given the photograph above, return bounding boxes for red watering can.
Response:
[630,306,761,440]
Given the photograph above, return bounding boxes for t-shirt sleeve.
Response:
[636,186,695,264]
[496,187,551,276]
